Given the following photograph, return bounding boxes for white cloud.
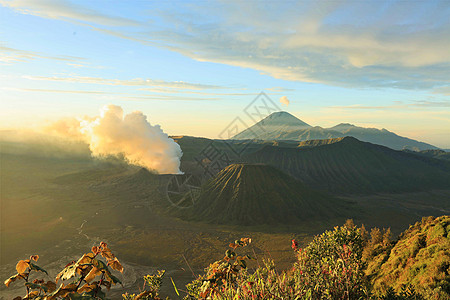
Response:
[138,1,450,90]
[3,1,450,90]
[279,96,290,106]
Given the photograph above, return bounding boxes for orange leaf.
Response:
[43,281,57,293]
[78,282,98,293]
[16,260,29,274]
[100,248,114,260]
[29,255,39,262]
[4,273,25,287]
[84,267,102,283]
[77,253,95,265]
[107,257,124,273]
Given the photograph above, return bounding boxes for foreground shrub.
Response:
[4,242,123,299]
[291,221,369,299]
[6,218,441,299]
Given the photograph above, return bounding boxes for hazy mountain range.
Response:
[233,111,437,151]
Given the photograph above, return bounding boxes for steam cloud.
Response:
[46,105,183,174]
[280,96,290,106]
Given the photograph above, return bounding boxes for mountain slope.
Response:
[329,123,437,150]
[233,111,312,140]
[232,112,437,150]
[179,164,349,225]
[366,215,450,299]
[244,137,450,194]
[403,149,450,161]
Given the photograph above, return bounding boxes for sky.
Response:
[0,0,449,148]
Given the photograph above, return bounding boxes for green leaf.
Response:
[29,262,48,275]
[170,277,180,296]
[68,293,98,300]
[108,273,122,285]
[93,258,108,270]
[238,259,247,269]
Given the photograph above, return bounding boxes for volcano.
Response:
[232,111,437,150]
[179,163,349,225]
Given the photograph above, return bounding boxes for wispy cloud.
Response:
[433,86,450,96]
[0,0,139,26]
[122,95,221,101]
[0,44,84,64]
[23,75,227,90]
[3,1,450,91]
[144,1,450,90]
[66,62,105,69]
[20,88,107,94]
[266,87,295,92]
[139,87,256,97]
[17,74,234,101]
[329,100,450,111]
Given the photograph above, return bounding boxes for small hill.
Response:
[245,137,450,194]
[232,112,437,150]
[366,215,450,298]
[178,163,349,225]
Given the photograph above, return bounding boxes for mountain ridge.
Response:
[233,111,437,150]
[244,137,450,194]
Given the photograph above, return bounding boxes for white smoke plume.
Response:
[280,96,290,106]
[46,105,183,174]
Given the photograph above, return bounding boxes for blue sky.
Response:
[1,0,449,147]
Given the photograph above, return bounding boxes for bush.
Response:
[4,242,123,299]
[5,219,437,299]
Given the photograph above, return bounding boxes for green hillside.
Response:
[177,163,350,225]
[366,215,450,298]
[245,137,450,194]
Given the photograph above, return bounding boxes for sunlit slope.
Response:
[245,137,450,194]
[180,163,350,225]
[367,215,450,298]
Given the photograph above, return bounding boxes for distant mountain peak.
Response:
[260,111,311,127]
[232,111,311,140]
[329,123,356,131]
[231,111,436,150]
[336,123,355,127]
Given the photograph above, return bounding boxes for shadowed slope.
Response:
[180,164,348,225]
[245,137,450,194]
